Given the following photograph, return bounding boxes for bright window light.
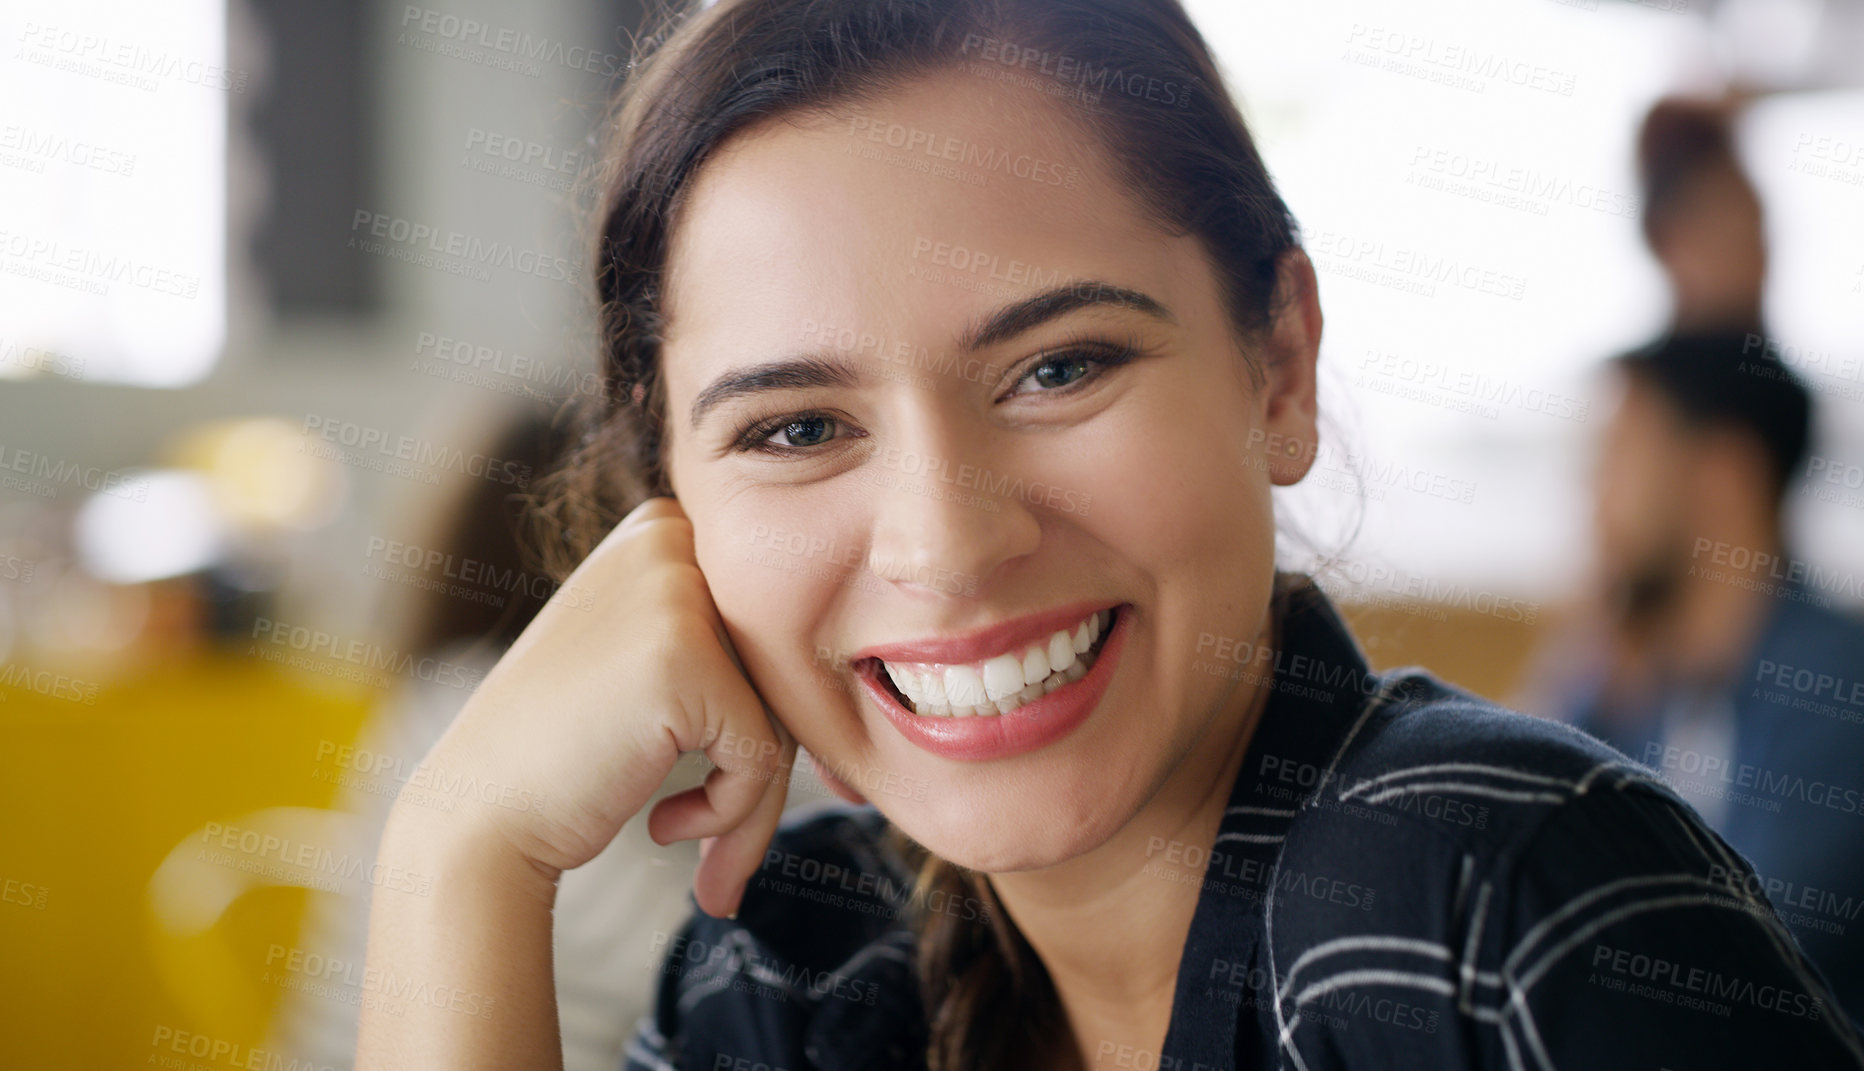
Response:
[75,470,224,584]
[0,0,229,387]
[1183,0,1863,598]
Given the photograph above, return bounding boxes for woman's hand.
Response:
[403,493,797,916]
[356,495,797,1069]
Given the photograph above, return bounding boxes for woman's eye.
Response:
[730,342,1136,456]
[771,416,835,448]
[730,411,852,456]
[1007,343,1136,398]
[1026,355,1093,391]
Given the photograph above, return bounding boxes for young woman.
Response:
[354,1,1863,1068]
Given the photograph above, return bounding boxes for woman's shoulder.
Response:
[1256,667,1864,1068]
[1262,664,1683,931]
[1265,577,1665,854]
[1290,664,1718,876]
[1331,666,1650,820]
[626,799,927,1071]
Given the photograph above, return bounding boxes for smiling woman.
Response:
[350,1,1864,1070]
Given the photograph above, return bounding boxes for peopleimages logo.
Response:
[15,22,250,93]
[909,237,1067,288]
[349,211,580,285]
[1356,348,1590,423]
[148,1026,335,1071]
[868,445,1093,516]
[0,228,202,299]
[314,739,547,815]
[0,663,99,704]
[1754,659,1864,710]
[1641,742,1864,814]
[1689,538,1864,604]
[1305,229,1527,301]
[844,114,1084,189]
[1343,24,1577,96]
[197,821,434,897]
[411,331,602,401]
[1193,633,1384,699]
[1405,144,1638,219]
[397,6,626,78]
[0,123,137,177]
[956,34,1194,108]
[1590,942,1824,1020]
[263,943,497,1020]
[249,616,487,692]
[650,930,885,1006]
[1741,333,1863,387]
[0,441,148,502]
[364,536,587,607]
[300,415,534,488]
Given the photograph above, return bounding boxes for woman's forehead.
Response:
[657,73,1196,393]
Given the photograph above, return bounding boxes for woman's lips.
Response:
[858,603,1131,762]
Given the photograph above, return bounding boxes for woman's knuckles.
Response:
[395,500,784,873]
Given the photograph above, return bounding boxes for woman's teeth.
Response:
[880,608,1113,718]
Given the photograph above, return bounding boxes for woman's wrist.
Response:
[378,794,563,902]
[356,798,566,1069]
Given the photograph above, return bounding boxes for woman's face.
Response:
[658,70,1319,872]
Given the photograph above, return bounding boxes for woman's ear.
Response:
[1257,247,1323,487]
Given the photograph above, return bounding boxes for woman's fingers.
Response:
[644,733,796,916]
[609,494,687,540]
[372,484,811,893]
[645,636,799,917]
[691,734,796,918]
[644,762,774,844]
[644,681,793,847]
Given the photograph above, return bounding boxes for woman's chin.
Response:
[887,796,1131,875]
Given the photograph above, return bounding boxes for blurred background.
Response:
[1,0,1859,1067]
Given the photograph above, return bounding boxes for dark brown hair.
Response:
[533,0,1300,1065]
[1635,95,1759,248]
[412,402,572,658]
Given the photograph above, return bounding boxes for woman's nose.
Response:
[862,443,1044,597]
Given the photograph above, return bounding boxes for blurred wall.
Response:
[0,1,646,1068]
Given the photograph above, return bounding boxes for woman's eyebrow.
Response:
[689,354,862,431]
[688,280,1175,432]
[962,279,1176,351]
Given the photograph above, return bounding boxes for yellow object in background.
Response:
[0,649,374,1070]
[0,594,1545,1070]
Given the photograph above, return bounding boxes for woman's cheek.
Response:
[1061,405,1250,563]
[694,497,818,609]
[694,504,861,722]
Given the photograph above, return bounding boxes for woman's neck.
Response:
[986,622,1276,1068]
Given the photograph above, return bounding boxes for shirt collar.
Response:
[1162,575,1383,1066]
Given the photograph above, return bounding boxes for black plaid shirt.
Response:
[625,583,1864,1070]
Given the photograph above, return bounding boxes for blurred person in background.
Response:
[267,405,706,1071]
[1523,96,1864,1021]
